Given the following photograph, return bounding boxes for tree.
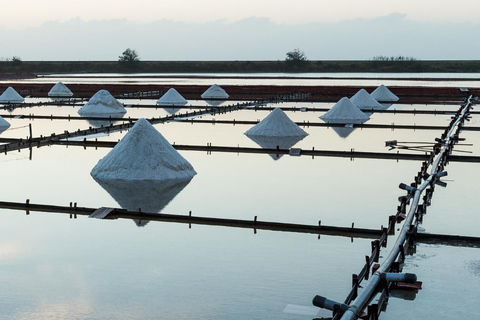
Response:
[118,48,140,66]
[12,56,22,65]
[285,48,308,63]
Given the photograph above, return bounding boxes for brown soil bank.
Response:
[1,83,475,104]
[2,60,480,73]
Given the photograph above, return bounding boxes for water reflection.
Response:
[81,113,125,128]
[331,126,356,138]
[163,107,181,115]
[205,100,226,106]
[93,177,193,226]
[246,135,306,160]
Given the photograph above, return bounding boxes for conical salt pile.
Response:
[320,97,370,124]
[0,87,24,104]
[245,108,308,138]
[157,88,188,106]
[91,118,196,181]
[201,84,229,99]
[351,89,384,110]
[78,90,126,116]
[0,116,11,131]
[370,85,399,102]
[48,82,73,97]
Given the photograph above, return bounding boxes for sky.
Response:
[1,0,479,60]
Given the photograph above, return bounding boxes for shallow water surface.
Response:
[0,86,479,319]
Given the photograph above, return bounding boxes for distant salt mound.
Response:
[0,116,11,132]
[201,84,229,99]
[245,108,308,138]
[320,97,370,124]
[157,88,188,106]
[351,89,384,110]
[370,85,399,102]
[48,82,73,97]
[78,90,126,116]
[91,118,196,181]
[0,87,24,104]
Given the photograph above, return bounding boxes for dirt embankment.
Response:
[0,73,36,80]
[0,82,474,104]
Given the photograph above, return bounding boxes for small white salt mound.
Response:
[157,88,188,106]
[91,118,197,181]
[0,87,24,104]
[0,116,11,131]
[48,82,73,97]
[201,84,229,99]
[320,97,370,124]
[78,90,126,116]
[351,89,384,110]
[370,85,399,102]
[245,108,308,138]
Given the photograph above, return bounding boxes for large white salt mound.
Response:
[351,89,384,110]
[48,82,73,97]
[201,84,229,99]
[0,116,11,131]
[91,118,197,181]
[320,97,370,124]
[245,108,308,138]
[370,85,399,102]
[0,87,24,104]
[157,88,188,106]
[78,90,126,116]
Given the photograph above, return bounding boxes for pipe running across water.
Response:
[336,95,474,320]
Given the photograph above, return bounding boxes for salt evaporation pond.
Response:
[0,75,479,320]
[5,72,480,88]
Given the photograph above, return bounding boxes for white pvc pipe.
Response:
[339,95,473,320]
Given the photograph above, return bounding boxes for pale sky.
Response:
[1,1,479,60]
[2,0,480,29]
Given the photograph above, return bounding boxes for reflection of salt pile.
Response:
[91,118,197,181]
[78,90,126,116]
[157,88,188,106]
[245,108,308,160]
[320,97,370,124]
[48,82,73,98]
[163,107,181,115]
[331,126,356,139]
[370,85,399,102]
[0,116,10,133]
[248,135,306,160]
[201,84,229,99]
[94,178,193,226]
[0,87,24,104]
[351,89,384,110]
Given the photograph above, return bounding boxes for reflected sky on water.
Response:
[0,82,479,319]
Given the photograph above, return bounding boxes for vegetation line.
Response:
[2,60,480,74]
